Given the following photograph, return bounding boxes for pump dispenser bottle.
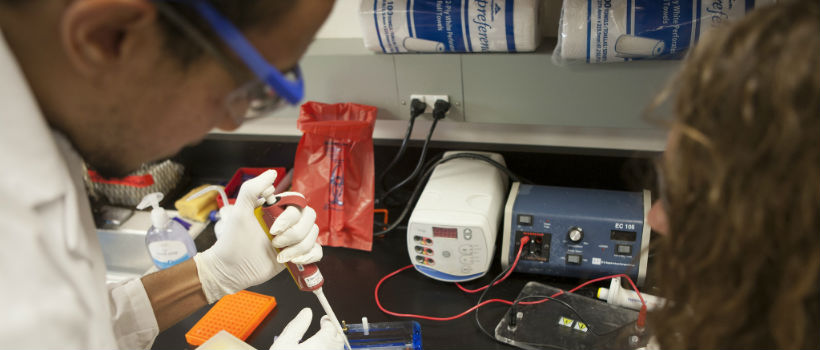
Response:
[137,192,197,269]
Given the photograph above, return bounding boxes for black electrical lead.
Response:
[376,98,427,203]
[373,152,523,237]
[379,99,451,204]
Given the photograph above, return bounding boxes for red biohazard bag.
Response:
[292,102,377,251]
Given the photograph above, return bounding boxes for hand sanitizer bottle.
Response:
[137,192,197,270]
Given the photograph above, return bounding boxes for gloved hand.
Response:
[268,192,322,265]
[214,191,323,265]
[194,170,323,303]
[270,308,345,350]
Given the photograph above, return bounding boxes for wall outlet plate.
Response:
[409,94,450,116]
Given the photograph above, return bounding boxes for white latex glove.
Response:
[212,205,232,241]
[268,194,323,265]
[214,194,323,265]
[194,170,321,303]
[270,308,345,350]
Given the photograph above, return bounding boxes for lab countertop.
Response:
[152,228,593,350]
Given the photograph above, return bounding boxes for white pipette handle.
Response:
[314,287,352,350]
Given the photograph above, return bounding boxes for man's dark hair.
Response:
[0,0,295,66]
[157,1,295,66]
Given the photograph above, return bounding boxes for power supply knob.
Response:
[567,227,584,243]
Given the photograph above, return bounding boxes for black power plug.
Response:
[410,98,427,118]
[432,99,451,120]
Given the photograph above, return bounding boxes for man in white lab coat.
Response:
[0,0,342,349]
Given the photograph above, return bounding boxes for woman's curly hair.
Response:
[649,1,820,348]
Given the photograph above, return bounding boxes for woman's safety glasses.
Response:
[154,0,304,124]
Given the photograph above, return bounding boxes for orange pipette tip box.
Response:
[185,290,277,346]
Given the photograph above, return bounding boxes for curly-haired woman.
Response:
[646,1,819,348]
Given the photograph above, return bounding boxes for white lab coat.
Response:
[0,31,159,348]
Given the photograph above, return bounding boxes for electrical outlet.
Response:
[409,94,450,115]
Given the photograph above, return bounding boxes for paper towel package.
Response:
[360,0,540,53]
[554,0,777,64]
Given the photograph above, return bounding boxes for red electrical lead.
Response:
[456,236,530,293]
[374,235,648,322]
[374,236,530,321]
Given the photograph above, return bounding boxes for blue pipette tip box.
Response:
[344,320,422,350]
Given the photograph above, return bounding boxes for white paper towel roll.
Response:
[555,0,778,63]
[557,0,628,63]
[557,0,590,61]
[360,0,540,53]
[513,0,541,52]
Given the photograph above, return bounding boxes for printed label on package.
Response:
[370,0,516,53]
[326,140,348,211]
[586,0,762,63]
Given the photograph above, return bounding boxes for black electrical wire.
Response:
[378,117,440,204]
[472,257,587,350]
[475,272,635,349]
[373,152,522,237]
[474,261,532,346]
[379,100,450,204]
[509,295,634,338]
[376,99,427,199]
[472,235,636,347]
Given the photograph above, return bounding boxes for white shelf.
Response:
[212,117,666,152]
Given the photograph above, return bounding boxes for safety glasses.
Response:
[153,0,304,124]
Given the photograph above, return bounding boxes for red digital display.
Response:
[433,227,458,238]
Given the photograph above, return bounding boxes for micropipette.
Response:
[254,194,352,350]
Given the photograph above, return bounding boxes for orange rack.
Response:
[185,290,278,346]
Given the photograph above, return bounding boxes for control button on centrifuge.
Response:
[442,251,451,258]
[424,248,434,256]
[461,266,472,273]
[415,256,424,263]
[414,235,422,242]
[425,258,435,266]
[415,246,423,254]
[464,228,472,235]
[566,254,582,265]
[424,238,433,245]
[460,256,472,264]
[567,227,584,243]
[459,245,472,255]
[616,244,632,256]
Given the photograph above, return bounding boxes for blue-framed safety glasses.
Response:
[154,0,305,123]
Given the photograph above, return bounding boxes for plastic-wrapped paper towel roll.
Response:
[360,0,540,53]
[554,0,777,64]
